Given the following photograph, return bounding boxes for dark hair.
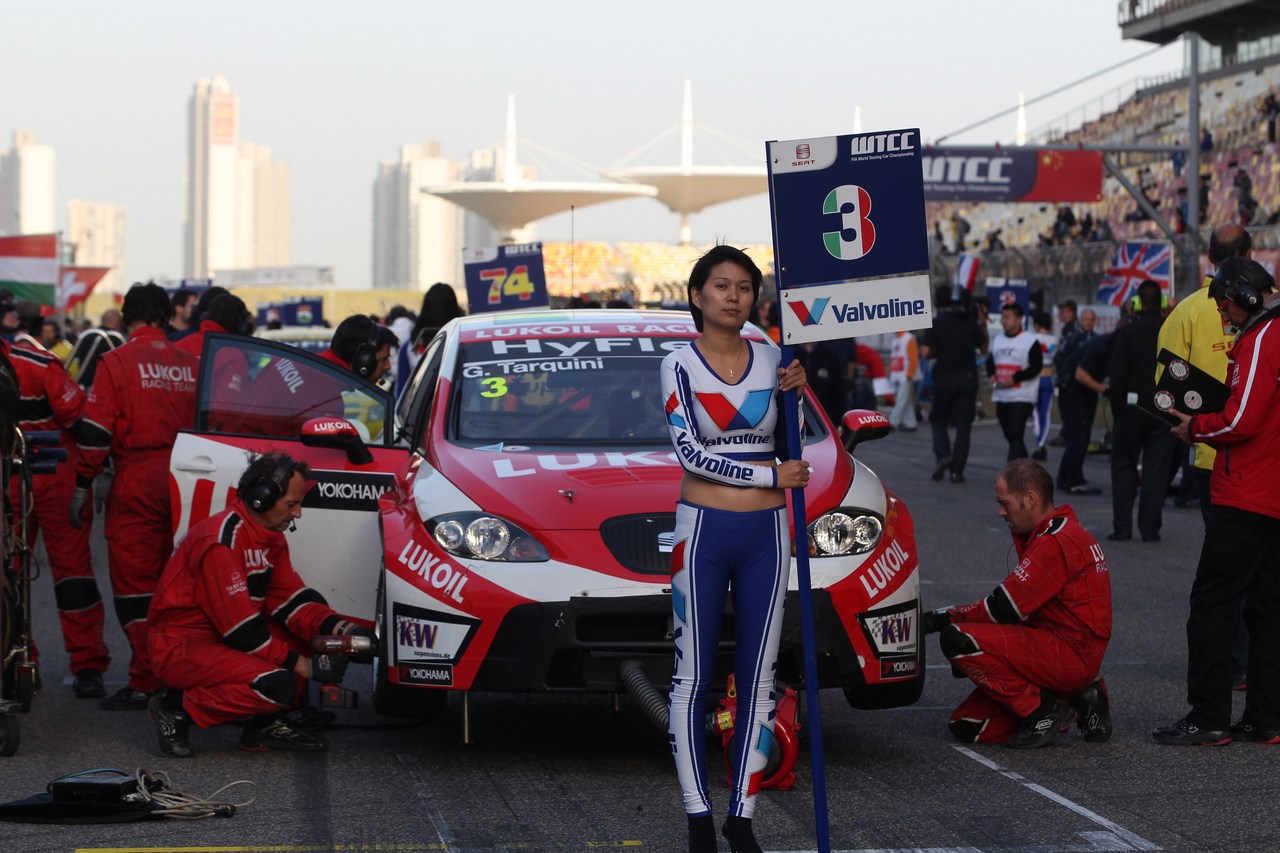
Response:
[331,314,398,363]
[121,282,173,327]
[189,286,230,326]
[1211,256,1275,309]
[1032,310,1053,330]
[236,450,311,501]
[999,459,1054,505]
[934,284,953,307]
[385,304,414,324]
[1000,302,1024,318]
[1136,280,1164,312]
[171,288,199,310]
[410,283,464,347]
[686,245,762,332]
[1057,299,1077,313]
[207,293,251,335]
[1208,224,1252,265]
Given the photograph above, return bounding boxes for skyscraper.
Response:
[67,200,127,294]
[0,130,56,236]
[184,75,290,278]
[371,142,464,289]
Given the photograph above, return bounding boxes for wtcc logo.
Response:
[788,297,830,326]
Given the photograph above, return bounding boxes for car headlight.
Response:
[807,510,883,557]
[427,512,549,562]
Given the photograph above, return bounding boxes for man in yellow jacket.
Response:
[1156,222,1251,522]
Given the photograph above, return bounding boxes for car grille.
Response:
[600,513,676,575]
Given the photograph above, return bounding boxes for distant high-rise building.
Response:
[67,200,127,294]
[184,75,290,278]
[371,142,464,289]
[0,130,56,236]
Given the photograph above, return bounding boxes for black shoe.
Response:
[99,686,151,710]
[1031,447,1048,461]
[239,716,328,752]
[1067,484,1102,496]
[1151,717,1232,745]
[721,815,762,853]
[1007,692,1074,749]
[149,692,192,758]
[1068,679,1113,743]
[688,815,717,853]
[1106,531,1131,542]
[72,668,105,699]
[932,457,951,482]
[282,704,337,732]
[950,472,965,483]
[1230,718,1280,744]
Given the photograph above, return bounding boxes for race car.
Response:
[169,308,923,719]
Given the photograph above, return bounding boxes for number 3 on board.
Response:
[482,265,535,305]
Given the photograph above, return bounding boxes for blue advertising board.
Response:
[463,242,549,314]
[257,297,324,328]
[767,130,931,343]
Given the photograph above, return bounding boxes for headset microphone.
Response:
[289,520,297,533]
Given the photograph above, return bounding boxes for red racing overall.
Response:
[76,325,197,695]
[149,498,345,727]
[944,505,1111,742]
[3,338,110,676]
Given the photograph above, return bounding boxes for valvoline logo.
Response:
[788,297,830,326]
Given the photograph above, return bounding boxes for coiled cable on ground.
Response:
[128,768,259,819]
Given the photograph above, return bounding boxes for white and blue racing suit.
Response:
[661,339,796,819]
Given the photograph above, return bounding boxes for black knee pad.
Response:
[949,717,986,743]
[253,669,301,707]
[939,623,980,659]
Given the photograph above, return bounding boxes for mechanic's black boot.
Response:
[1006,690,1073,749]
[722,815,762,853]
[1069,679,1113,743]
[687,814,716,853]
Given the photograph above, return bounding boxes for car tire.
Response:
[842,637,926,711]
[372,571,448,720]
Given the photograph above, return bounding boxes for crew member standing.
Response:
[1,334,111,698]
[148,452,373,757]
[71,283,198,710]
[987,303,1043,461]
[923,459,1112,747]
[921,286,988,484]
[1155,258,1280,745]
[1107,280,1172,543]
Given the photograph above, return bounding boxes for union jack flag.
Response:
[1097,241,1172,306]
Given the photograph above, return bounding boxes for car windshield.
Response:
[450,335,683,445]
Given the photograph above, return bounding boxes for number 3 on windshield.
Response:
[482,265,535,305]
[480,377,508,398]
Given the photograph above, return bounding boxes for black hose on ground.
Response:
[620,659,669,732]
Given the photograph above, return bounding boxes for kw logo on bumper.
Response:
[392,603,479,666]
[302,470,395,512]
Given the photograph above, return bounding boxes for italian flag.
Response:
[0,233,59,307]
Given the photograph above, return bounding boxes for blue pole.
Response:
[779,342,831,853]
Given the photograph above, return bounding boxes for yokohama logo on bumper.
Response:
[399,663,453,686]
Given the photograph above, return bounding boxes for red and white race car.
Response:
[170,309,923,718]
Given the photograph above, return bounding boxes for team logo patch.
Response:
[695,389,772,431]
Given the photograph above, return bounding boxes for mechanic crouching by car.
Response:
[147,452,375,757]
[922,459,1113,748]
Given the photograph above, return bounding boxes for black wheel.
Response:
[843,640,926,710]
[0,714,19,756]
[371,572,448,720]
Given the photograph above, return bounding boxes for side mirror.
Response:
[841,409,891,453]
[300,416,374,465]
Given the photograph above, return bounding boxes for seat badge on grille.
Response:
[657,531,675,553]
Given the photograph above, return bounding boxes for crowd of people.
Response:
[0,280,454,757]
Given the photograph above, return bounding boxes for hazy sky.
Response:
[4,1,1182,287]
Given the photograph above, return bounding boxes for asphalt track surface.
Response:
[3,415,1277,852]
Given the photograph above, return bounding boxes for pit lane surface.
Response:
[3,419,1275,852]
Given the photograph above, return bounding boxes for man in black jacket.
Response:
[1107,281,1171,542]
[921,286,988,484]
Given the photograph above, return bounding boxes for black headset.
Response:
[349,322,383,378]
[1225,279,1265,314]
[244,454,298,512]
